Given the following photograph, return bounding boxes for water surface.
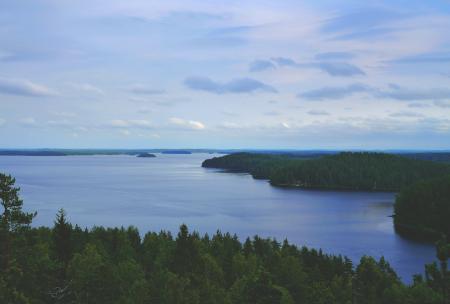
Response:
[0,154,435,282]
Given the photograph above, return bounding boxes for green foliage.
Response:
[394,176,450,240]
[203,152,450,191]
[1,173,449,303]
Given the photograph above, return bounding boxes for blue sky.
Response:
[1,0,450,149]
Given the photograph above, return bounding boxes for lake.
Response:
[0,153,435,282]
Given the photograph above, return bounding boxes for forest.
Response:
[1,173,449,304]
[202,152,450,191]
[394,175,450,241]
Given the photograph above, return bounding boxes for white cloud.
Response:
[67,82,104,95]
[0,78,56,97]
[108,119,153,129]
[19,117,37,126]
[0,118,5,126]
[281,122,290,129]
[109,119,129,127]
[169,117,205,130]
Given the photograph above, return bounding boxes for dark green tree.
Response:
[0,174,36,269]
[53,208,73,267]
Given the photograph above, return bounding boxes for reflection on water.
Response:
[0,154,435,282]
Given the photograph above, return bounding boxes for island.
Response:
[202,152,450,191]
[0,150,67,156]
[136,152,156,158]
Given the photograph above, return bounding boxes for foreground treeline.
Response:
[202,152,450,191]
[394,175,450,240]
[1,174,449,304]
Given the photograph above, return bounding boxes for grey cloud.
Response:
[249,60,276,72]
[434,100,450,108]
[315,52,355,60]
[299,84,450,101]
[389,111,423,118]
[316,62,365,76]
[256,57,365,77]
[408,103,430,108]
[0,78,56,97]
[184,76,277,94]
[298,83,371,100]
[375,87,450,101]
[270,57,299,67]
[129,84,165,95]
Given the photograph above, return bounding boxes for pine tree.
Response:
[53,209,72,267]
[0,173,35,269]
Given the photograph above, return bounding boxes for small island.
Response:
[136,153,156,158]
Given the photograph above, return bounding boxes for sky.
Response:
[1,0,450,149]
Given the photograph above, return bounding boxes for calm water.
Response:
[0,154,435,282]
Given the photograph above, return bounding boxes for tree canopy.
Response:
[0,172,449,303]
[203,152,450,191]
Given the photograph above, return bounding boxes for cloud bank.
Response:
[184,76,277,94]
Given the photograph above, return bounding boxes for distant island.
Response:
[202,152,450,191]
[161,150,192,154]
[136,152,156,158]
[0,150,67,156]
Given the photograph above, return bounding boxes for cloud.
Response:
[0,78,56,97]
[271,57,299,67]
[67,82,104,94]
[128,84,165,95]
[389,111,423,118]
[19,117,37,126]
[375,86,450,101]
[298,83,371,100]
[434,100,450,108]
[258,57,365,77]
[315,52,355,60]
[320,8,402,40]
[169,117,205,130]
[0,119,5,127]
[316,62,365,76]
[249,60,276,72]
[308,110,330,116]
[408,103,430,108]
[184,76,277,94]
[299,84,450,101]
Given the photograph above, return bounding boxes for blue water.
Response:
[0,154,435,282]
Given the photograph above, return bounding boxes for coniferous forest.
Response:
[1,173,450,304]
[202,152,450,191]
[394,176,450,241]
